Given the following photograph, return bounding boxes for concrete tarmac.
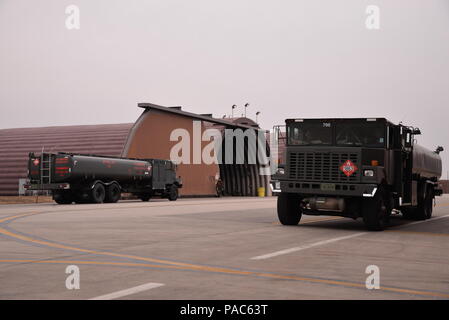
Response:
[0,195,449,300]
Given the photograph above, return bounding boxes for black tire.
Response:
[140,194,152,202]
[104,184,121,203]
[362,188,391,231]
[424,191,434,219]
[168,185,178,201]
[90,183,106,204]
[53,192,73,205]
[277,193,301,225]
[416,187,433,220]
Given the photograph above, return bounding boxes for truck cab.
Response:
[274,118,443,230]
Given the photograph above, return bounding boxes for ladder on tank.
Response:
[40,152,52,186]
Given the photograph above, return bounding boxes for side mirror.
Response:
[435,146,444,154]
[412,128,421,135]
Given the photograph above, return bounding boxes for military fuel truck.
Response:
[26,152,182,204]
[272,118,443,230]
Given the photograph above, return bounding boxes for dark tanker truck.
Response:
[25,152,182,204]
[273,118,444,231]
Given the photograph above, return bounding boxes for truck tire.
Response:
[104,184,121,203]
[168,185,178,201]
[53,191,73,205]
[90,183,106,204]
[416,188,433,220]
[277,193,301,225]
[424,190,434,219]
[362,188,390,231]
[140,194,152,202]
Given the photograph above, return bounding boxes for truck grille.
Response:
[288,151,360,182]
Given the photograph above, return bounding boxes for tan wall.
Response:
[122,109,219,196]
[440,180,449,194]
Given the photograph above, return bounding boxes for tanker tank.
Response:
[52,154,152,183]
[412,144,442,180]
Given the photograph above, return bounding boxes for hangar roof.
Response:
[138,103,260,130]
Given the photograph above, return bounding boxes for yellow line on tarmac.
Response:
[0,212,40,224]
[0,212,233,272]
[0,259,188,270]
[0,225,232,272]
[1,258,449,299]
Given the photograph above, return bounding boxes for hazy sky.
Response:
[1,0,448,173]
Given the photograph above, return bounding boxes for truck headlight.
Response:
[364,170,374,177]
[276,168,285,175]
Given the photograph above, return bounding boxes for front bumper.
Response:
[25,183,71,190]
[270,180,281,193]
[280,180,378,197]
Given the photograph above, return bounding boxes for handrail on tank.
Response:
[29,151,171,163]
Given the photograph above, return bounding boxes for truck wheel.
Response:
[362,189,390,231]
[277,193,301,225]
[424,191,434,219]
[105,184,121,203]
[90,183,106,204]
[168,185,178,201]
[140,194,152,202]
[53,192,73,205]
[416,188,433,220]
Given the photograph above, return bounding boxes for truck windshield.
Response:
[335,122,385,147]
[287,120,386,147]
[288,121,332,145]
